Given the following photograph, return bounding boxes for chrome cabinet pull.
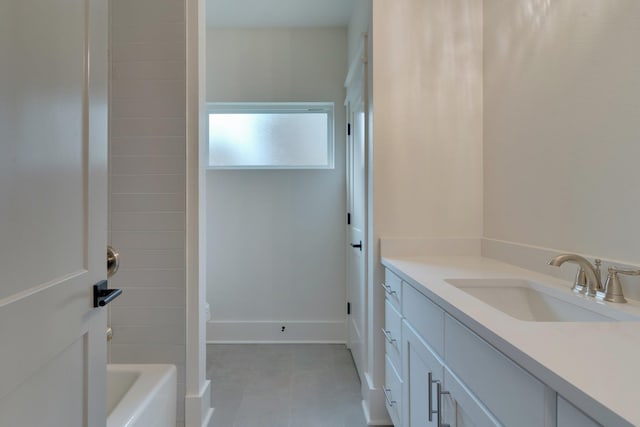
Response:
[382,387,396,407]
[429,374,451,427]
[428,372,434,422]
[380,282,397,295]
[381,328,396,344]
[437,381,451,427]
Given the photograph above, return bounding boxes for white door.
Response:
[0,1,109,426]
[345,38,368,380]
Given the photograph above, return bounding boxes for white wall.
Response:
[206,28,348,342]
[373,0,484,240]
[484,0,640,263]
[365,0,484,422]
[108,0,186,425]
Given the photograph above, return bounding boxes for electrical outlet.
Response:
[281,326,286,332]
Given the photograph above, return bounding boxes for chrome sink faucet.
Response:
[548,254,604,297]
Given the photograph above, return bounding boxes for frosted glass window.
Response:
[207,103,334,169]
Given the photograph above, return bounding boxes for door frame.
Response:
[183,4,374,427]
[185,0,214,426]
[345,33,369,380]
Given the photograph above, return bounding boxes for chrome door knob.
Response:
[107,245,120,278]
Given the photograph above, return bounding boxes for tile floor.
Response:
[207,344,370,427]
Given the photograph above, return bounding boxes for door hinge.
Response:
[347,212,351,225]
[347,302,351,315]
[347,123,351,136]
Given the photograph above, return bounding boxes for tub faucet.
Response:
[548,254,604,297]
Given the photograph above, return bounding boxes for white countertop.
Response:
[382,255,640,427]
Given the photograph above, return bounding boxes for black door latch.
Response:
[93,280,123,307]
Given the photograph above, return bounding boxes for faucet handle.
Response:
[594,259,604,292]
[609,266,640,277]
[594,259,602,276]
[602,266,640,303]
[573,267,587,293]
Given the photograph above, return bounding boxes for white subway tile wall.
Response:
[109,1,186,426]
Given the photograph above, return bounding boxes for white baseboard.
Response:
[185,380,214,427]
[206,320,346,343]
[361,372,393,426]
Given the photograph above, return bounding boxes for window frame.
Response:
[206,102,335,170]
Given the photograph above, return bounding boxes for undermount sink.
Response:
[445,278,640,322]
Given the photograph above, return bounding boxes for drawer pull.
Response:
[382,387,396,407]
[381,282,397,295]
[429,373,451,426]
[428,372,434,421]
[381,328,396,344]
[436,380,451,427]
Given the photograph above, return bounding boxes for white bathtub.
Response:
[107,364,177,427]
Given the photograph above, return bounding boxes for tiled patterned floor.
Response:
[207,344,369,427]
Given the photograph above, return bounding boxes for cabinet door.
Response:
[557,396,601,427]
[403,320,446,427]
[385,355,403,426]
[444,314,548,427]
[444,368,500,427]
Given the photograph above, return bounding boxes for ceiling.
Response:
[206,0,356,28]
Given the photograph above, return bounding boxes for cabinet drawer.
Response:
[385,354,402,426]
[383,268,402,310]
[402,282,444,356]
[384,299,402,371]
[444,366,500,427]
[444,314,548,427]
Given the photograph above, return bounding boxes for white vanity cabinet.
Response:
[383,269,404,426]
[381,255,640,427]
[400,282,499,427]
[443,315,552,427]
[384,269,556,427]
